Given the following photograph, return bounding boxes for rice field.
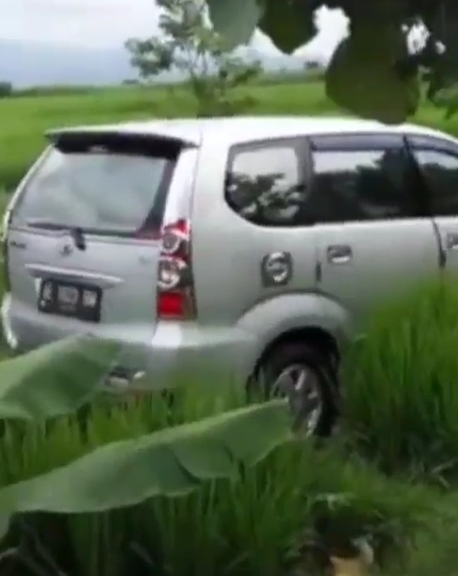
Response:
[1,78,458,192]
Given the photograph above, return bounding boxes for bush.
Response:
[342,275,458,481]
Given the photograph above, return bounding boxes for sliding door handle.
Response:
[327,245,352,264]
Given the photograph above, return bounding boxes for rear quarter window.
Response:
[224,139,308,227]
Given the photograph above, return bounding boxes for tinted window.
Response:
[14,143,176,235]
[308,147,414,223]
[225,141,307,226]
[412,149,458,216]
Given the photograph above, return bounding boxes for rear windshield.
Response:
[13,134,179,236]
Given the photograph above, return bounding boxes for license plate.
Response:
[38,279,102,322]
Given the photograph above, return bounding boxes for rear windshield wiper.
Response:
[26,219,86,251]
[26,219,68,231]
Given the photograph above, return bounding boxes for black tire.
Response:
[249,341,340,437]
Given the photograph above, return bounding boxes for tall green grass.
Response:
[399,491,458,576]
[342,276,458,482]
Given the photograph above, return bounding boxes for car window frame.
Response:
[406,134,458,219]
[224,136,312,228]
[307,132,427,224]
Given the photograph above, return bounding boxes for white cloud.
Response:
[0,0,160,46]
[295,7,348,62]
[0,0,348,59]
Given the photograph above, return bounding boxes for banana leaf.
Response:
[0,335,120,538]
[0,399,292,514]
[0,335,120,420]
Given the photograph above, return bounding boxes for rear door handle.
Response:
[9,240,26,249]
[327,244,352,264]
[446,233,458,251]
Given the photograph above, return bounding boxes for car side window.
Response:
[308,147,415,223]
[411,148,458,217]
[225,140,307,227]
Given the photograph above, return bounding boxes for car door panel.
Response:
[308,133,441,324]
[406,136,458,277]
[315,219,439,321]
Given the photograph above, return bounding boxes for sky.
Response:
[0,0,349,60]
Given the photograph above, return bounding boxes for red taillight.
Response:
[157,219,196,320]
[159,291,186,317]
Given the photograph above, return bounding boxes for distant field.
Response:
[1,78,458,191]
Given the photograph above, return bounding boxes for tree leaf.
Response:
[207,0,261,49]
[0,514,10,540]
[0,400,292,513]
[326,22,420,124]
[259,0,317,54]
[0,336,120,420]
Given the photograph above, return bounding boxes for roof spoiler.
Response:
[45,126,200,148]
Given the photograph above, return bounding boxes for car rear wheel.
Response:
[250,342,339,437]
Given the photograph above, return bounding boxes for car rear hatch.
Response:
[5,126,199,370]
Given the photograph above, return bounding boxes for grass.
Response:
[341,278,458,481]
[2,78,458,191]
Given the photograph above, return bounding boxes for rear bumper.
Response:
[1,293,18,350]
[141,321,258,390]
[1,294,259,391]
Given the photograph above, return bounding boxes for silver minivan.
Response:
[2,116,458,435]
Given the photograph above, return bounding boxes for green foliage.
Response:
[258,0,317,56]
[126,0,261,117]
[326,23,420,123]
[0,336,120,540]
[0,399,292,514]
[342,276,458,481]
[0,342,304,575]
[304,457,434,563]
[0,384,440,576]
[0,336,120,419]
[205,0,458,122]
[400,493,458,576]
[207,0,261,49]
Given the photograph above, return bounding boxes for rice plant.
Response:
[342,275,458,481]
